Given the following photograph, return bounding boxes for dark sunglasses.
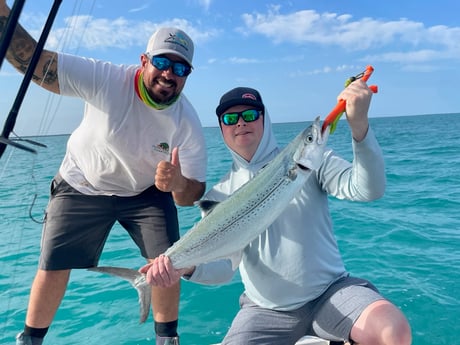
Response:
[148,55,192,77]
[220,109,262,126]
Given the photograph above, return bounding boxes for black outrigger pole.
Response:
[0,0,63,159]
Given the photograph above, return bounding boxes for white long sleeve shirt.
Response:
[187,111,385,311]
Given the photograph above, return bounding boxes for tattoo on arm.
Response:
[1,17,58,87]
[10,28,37,70]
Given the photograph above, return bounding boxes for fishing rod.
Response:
[0,0,63,159]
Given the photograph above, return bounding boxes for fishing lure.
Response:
[322,65,378,134]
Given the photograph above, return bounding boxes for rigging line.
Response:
[2,153,42,332]
[0,0,63,159]
[37,0,81,136]
[72,0,96,56]
[38,0,96,137]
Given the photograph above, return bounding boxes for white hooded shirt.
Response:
[188,110,385,311]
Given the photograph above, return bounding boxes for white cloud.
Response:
[240,7,460,63]
[42,15,217,53]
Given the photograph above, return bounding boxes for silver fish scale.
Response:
[165,119,326,269]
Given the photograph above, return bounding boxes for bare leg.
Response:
[350,299,412,345]
[151,281,181,322]
[25,269,70,328]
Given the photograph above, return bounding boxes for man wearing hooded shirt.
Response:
[1,2,206,345]
[141,84,412,345]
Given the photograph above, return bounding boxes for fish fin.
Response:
[88,266,151,323]
[229,251,243,271]
[195,199,220,217]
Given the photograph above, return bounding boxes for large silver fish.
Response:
[164,116,328,270]
[88,117,328,323]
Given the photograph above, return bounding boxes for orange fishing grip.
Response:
[322,65,377,133]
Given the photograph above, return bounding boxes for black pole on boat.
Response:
[0,0,62,159]
[0,0,26,71]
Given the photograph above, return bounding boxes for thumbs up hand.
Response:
[155,147,186,193]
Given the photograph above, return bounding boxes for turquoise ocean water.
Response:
[1,113,459,344]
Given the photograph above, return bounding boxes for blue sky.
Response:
[1,0,459,135]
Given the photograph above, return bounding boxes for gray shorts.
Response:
[39,174,179,270]
[222,276,384,345]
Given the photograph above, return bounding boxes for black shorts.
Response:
[39,174,179,270]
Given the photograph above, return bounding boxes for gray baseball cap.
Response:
[146,27,194,67]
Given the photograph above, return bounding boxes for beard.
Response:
[148,77,180,105]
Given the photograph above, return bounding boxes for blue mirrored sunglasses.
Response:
[220,109,262,126]
[149,55,192,77]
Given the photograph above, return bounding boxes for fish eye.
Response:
[305,135,314,143]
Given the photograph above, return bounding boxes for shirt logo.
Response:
[153,142,170,154]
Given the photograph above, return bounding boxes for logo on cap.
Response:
[242,93,257,100]
[165,33,190,52]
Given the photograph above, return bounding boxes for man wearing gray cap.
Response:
[1,2,206,345]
